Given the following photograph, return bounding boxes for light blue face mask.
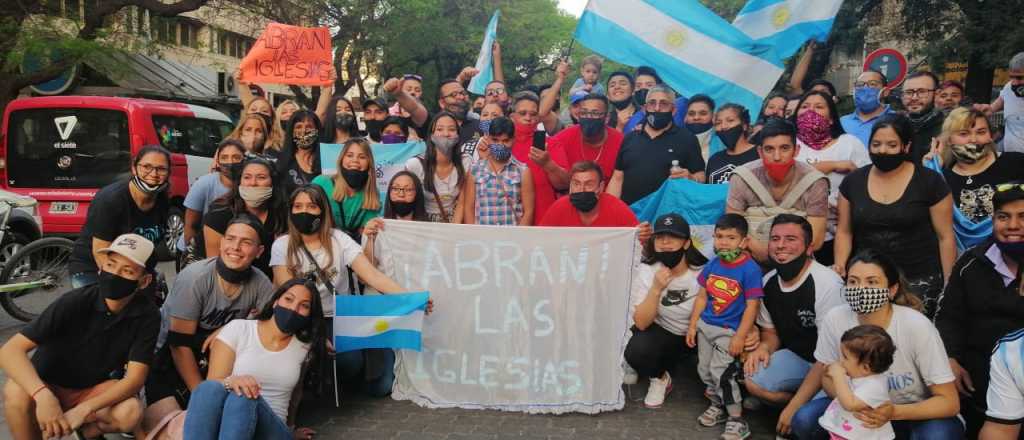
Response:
[853,86,882,113]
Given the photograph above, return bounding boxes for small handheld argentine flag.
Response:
[334,292,429,352]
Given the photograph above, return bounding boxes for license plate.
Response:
[49,202,78,214]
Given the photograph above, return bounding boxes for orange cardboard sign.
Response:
[238,22,333,86]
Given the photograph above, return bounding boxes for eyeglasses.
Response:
[996,183,1024,193]
[390,187,416,195]
[854,80,884,88]
[485,88,506,96]
[577,111,607,119]
[138,164,170,176]
[441,90,468,100]
[402,74,423,82]
[903,88,935,98]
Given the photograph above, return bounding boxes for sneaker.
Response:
[721,417,751,440]
[742,395,762,411]
[643,372,672,408]
[698,403,728,427]
[623,363,638,385]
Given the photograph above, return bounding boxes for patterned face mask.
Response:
[949,143,988,164]
[295,129,318,149]
[843,286,890,315]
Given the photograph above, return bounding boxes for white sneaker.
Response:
[623,363,639,385]
[644,372,673,408]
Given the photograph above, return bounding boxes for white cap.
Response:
[97,233,154,269]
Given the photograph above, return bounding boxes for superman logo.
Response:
[706,274,741,314]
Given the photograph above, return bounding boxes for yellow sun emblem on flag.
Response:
[772,5,791,29]
[665,28,687,49]
[373,319,390,333]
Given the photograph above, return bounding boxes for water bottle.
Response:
[670,160,684,175]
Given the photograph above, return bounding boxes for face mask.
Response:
[431,135,458,157]
[220,162,244,180]
[869,152,907,172]
[1012,83,1024,98]
[391,200,416,217]
[240,133,265,153]
[611,97,632,110]
[772,252,807,281]
[685,122,713,135]
[949,143,988,164]
[763,158,795,183]
[796,110,832,150]
[996,239,1024,261]
[365,120,385,140]
[294,130,318,149]
[380,133,407,144]
[646,111,673,130]
[335,113,355,130]
[579,118,605,138]
[239,186,273,208]
[216,256,253,284]
[632,89,649,108]
[908,107,939,129]
[98,271,139,300]
[654,248,686,269]
[854,87,882,114]
[132,174,168,195]
[273,305,310,335]
[447,100,470,120]
[716,248,743,263]
[473,106,484,115]
[843,286,891,315]
[489,143,512,162]
[255,113,273,133]
[290,211,322,235]
[478,119,493,135]
[716,126,745,150]
[341,168,369,189]
[569,191,598,212]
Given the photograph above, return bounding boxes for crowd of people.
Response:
[1,45,1023,440]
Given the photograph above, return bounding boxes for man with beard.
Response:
[901,71,944,163]
[545,93,624,189]
[361,98,390,143]
[539,161,648,237]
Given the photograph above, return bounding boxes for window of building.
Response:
[179,21,199,49]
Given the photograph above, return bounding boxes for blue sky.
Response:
[558,0,586,17]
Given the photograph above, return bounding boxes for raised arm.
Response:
[234,69,255,109]
[788,42,815,95]
[315,83,334,124]
[492,41,504,83]
[382,78,429,127]
[539,60,569,120]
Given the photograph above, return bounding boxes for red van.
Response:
[0,96,235,257]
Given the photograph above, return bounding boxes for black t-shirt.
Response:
[21,286,160,388]
[839,164,950,280]
[202,205,280,278]
[910,111,944,164]
[943,152,1024,222]
[705,147,760,185]
[762,272,822,363]
[69,180,168,274]
[414,113,479,145]
[614,124,705,204]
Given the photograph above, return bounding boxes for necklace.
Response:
[582,139,607,162]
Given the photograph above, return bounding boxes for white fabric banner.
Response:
[375,221,639,414]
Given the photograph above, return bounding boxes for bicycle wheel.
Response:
[0,237,74,322]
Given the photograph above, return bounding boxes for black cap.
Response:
[635,66,663,84]
[653,213,690,239]
[363,97,387,111]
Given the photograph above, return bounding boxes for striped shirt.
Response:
[471,158,525,226]
[987,328,1024,424]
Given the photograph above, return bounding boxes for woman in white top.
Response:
[792,90,870,266]
[405,112,467,223]
[782,249,962,440]
[181,279,322,440]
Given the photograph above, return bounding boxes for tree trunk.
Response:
[964,51,996,104]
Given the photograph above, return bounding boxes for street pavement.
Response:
[0,262,780,439]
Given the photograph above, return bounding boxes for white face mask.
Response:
[239,186,273,208]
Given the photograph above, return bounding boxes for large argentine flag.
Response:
[630,178,729,260]
[575,0,783,117]
[467,10,501,95]
[733,0,844,59]
[334,292,429,352]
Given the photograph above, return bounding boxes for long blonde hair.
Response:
[285,185,336,277]
[248,96,285,152]
[275,100,299,142]
[227,114,268,154]
[331,138,381,211]
[940,107,993,165]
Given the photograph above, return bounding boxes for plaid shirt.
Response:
[471,158,525,226]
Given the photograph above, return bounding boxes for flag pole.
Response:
[562,38,576,61]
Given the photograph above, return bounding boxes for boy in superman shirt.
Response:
[687,213,763,440]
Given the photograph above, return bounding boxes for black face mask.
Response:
[335,113,355,130]
[98,271,139,300]
[446,100,470,120]
[646,111,673,130]
[1013,83,1024,98]
[579,118,605,138]
[633,89,649,108]
[364,120,385,140]
[220,162,244,180]
[273,305,310,335]
[869,152,907,172]
[569,191,599,212]
[216,257,253,284]
[716,126,745,150]
[290,211,322,235]
[654,248,686,268]
[772,252,808,281]
[610,97,632,110]
[341,168,369,189]
[391,200,416,217]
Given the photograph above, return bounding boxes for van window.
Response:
[152,116,234,158]
[6,108,130,188]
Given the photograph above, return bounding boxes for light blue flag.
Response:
[321,141,426,212]
[630,178,729,259]
[574,0,783,118]
[467,10,501,96]
[733,0,844,59]
[334,292,430,352]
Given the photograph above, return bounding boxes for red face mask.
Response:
[763,157,795,183]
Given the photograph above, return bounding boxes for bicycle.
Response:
[0,196,74,322]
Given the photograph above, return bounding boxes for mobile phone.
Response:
[533,130,547,151]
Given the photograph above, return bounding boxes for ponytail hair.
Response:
[846,249,924,313]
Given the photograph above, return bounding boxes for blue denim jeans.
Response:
[70,271,98,289]
[336,349,395,397]
[182,380,292,440]
[792,396,964,440]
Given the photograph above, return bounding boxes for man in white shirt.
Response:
[977,52,1024,153]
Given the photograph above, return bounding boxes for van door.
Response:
[151,116,234,185]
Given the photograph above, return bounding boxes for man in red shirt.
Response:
[546,94,625,189]
[541,161,652,243]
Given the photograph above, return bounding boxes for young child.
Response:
[686,213,763,440]
[819,325,896,440]
[569,55,605,97]
[463,116,535,226]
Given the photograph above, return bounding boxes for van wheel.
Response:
[157,206,184,262]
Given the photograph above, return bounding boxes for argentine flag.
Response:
[467,10,501,96]
[630,178,729,260]
[733,0,844,59]
[334,292,429,352]
[574,0,783,119]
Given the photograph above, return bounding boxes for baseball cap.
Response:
[569,90,589,106]
[653,213,691,239]
[98,233,155,269]
[363,97,387,111]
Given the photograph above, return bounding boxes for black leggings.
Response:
[624,323,692,379]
